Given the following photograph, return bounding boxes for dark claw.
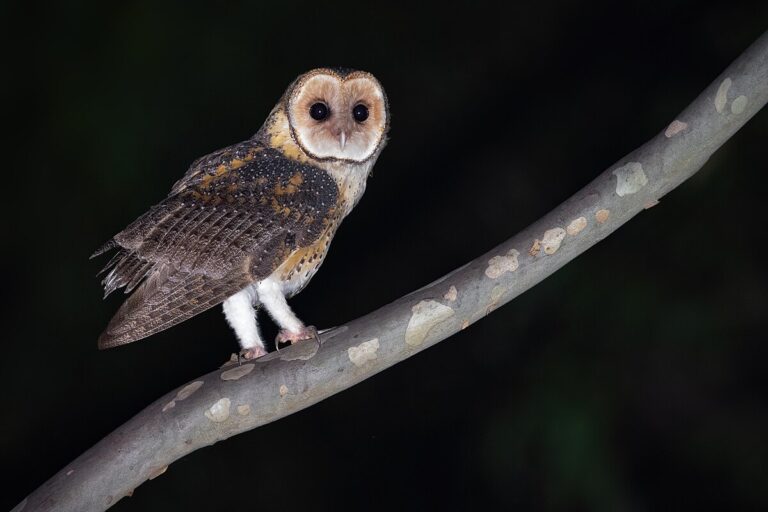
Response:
[309,326,321,349]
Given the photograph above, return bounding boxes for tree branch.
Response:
[18,30,768,512]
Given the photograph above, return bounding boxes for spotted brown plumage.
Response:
[95,144,339,348]
[94,68,389,357]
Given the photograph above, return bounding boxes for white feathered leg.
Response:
[256,278,316,344]
[222,287,266,359]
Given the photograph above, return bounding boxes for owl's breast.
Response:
[272,226,338,297]
[271,162,374,295]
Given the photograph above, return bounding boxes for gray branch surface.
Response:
[18,31,768,512]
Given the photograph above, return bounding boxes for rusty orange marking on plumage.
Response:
[242,147,261,162]
[200,164,229,189]
[321,206,339,227]
[270,198,292,217]
[290,173,304,186]
[276,232,333,282]
[268,109,309,163]
[186,189,221,205]
[275,172,304,196]
[277,246,311,279]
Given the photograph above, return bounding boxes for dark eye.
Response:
[352,104,369,122]
[309,102,329,121]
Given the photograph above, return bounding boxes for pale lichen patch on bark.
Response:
[443,285,458,302]
[486,285,506,314]
[529,239,541,257]
[595,209,610,224]
[162,380,204,412]
[715,77,732,113]
[204,398,231,423]
[566,217,587,235]
[220,364,254,381]
[541,228,566,254]
[731,95,748,114]
[220,354,239,368]
[612,162,648,196]
[405,300,455,346]
[485,249,520,278]
[280,340,319,361]
[279,385,289,397]
[237,405,251,416]
[348,338,380,367]
[665,120,688,138]
[148,465,168,480]
[177,381,204,400]
[644,199,660,209]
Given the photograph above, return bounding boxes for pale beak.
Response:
[339,131,347,151]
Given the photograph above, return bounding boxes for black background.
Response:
[3,1,768,510]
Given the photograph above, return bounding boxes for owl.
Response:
[93,68,389,359]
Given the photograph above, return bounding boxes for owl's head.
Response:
[283,68,389,164]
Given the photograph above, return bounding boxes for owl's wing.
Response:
[94,141,339,349]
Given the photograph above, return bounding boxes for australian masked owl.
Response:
[93,68,389,359]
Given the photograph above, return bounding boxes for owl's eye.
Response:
[352,104,369,123]
[309,102,329,121]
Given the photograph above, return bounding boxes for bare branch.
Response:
[17,30,768,512]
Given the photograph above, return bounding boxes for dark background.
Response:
[3,1,767,510]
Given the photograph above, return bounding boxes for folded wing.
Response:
[94,141,338,349]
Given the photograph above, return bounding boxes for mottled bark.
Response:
[17,30,768,512]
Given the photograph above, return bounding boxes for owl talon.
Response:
[240,346,268,360]
[276,325,318,345]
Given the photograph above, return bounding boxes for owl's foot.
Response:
[240,346,268,360]
[276,325,319,345]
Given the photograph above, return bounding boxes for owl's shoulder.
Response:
[170,138,264,195]
[171,139,337,201]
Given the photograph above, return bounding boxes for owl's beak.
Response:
[339,131,347,151]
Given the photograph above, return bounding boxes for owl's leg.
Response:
[256,278,317,345]
[222,287,267,359]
